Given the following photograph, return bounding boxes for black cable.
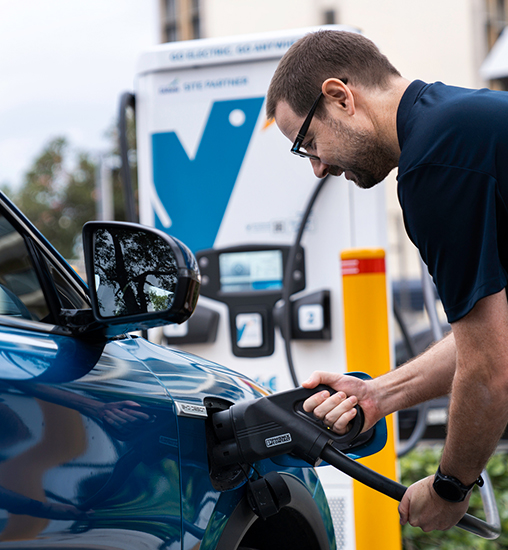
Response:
[321,443,406,500]
[118,92,138,223]
[281,175,330,387]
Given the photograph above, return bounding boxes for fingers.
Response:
[102,403,152,428]
[301,370,373,434]
[303,389,358,435]
[111,401,152,420]
[396,476,468,532]
[116,400,141,407]
[398,492,410,526]
[103,408,138,427]
[321,395,358,434]
[302,389,331,413]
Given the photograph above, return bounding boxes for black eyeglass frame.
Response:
[290,92,323,161]
[290,79,348,161]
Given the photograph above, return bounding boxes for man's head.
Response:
[266,30,401,120]
[267,30,403,187]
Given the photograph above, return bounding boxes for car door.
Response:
[0,196,182,549]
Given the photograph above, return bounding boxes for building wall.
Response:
[201,0,320,37]
[203,0,487,87]
[341,0,486,87]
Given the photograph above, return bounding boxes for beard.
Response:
[328,118,398,189]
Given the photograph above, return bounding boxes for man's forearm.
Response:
[372,331,456,418]
[440,290,508,485]
[440,351,508,484]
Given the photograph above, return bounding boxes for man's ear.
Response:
[322,78,355,115]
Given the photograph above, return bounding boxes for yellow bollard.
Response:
[341,248,401,550]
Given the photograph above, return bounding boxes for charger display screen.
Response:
[219,250,283,293]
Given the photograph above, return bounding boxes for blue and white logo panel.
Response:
[152,96,264,253]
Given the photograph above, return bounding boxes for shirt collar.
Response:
[397,80,429,150]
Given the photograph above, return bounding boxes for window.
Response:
[486,0,507,48]
[44,258,89,311]
[0,213,89,324]
[485,0,508,89]
[0,216,49,321]
[323,9,337,25]
[191,0,201,39]
[164,0,179,42]
[161,0,201,43]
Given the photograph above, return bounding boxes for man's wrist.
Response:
[433,465,483,502]
[369,373,396,418]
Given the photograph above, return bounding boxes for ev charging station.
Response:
[133,26,398,550]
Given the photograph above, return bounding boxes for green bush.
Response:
[400,447,508,549]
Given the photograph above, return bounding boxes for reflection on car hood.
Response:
[77,335,269,407]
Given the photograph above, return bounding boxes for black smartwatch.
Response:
[433,466,483,502]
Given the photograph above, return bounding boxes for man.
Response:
[266,29,508,532]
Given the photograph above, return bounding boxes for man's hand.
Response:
[98,400,152,430]
[302,371,381,434]
[93,401,153,439]
[399,476,469,531]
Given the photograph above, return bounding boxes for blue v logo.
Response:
[152,96,265,252]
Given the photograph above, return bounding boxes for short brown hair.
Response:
[266,30,401,119]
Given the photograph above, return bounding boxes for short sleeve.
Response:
[398,164,507,323]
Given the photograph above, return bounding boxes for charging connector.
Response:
[212,385,373,468]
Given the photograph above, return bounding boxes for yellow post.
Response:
[341,248,401,550]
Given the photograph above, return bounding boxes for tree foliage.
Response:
[12,137,97,259]
[4,111,138,260]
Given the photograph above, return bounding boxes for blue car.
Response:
[0,192,336,549]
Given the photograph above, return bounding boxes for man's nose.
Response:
[310,158,330,178]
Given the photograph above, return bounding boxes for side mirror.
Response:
[83,222,200,332]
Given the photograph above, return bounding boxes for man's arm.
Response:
[400,289,508,531]
[442,289,508,481]
[303,331,457,433]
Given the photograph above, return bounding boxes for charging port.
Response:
[204,396,250,491]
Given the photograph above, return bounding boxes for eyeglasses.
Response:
[290,92,323,161]
[290,79,348,162]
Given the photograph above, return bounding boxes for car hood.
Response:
[78,335,269,407]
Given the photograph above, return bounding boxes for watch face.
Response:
[433,477,466,502]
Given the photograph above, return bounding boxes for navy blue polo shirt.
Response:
[397,80,508,323]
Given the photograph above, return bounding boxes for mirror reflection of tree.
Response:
[94,229,178,317]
